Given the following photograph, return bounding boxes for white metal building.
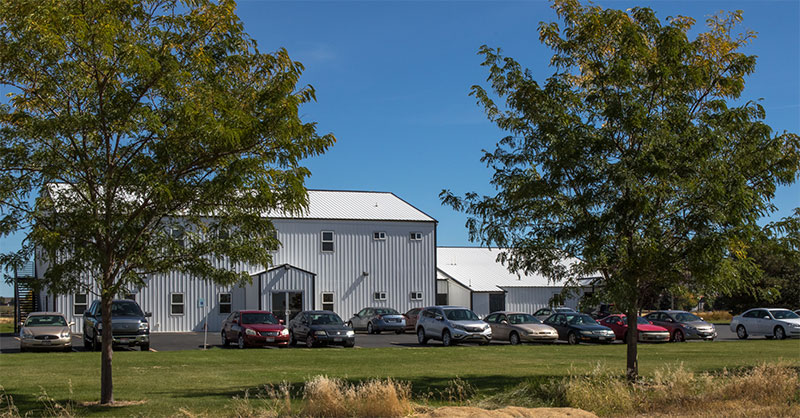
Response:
[37,190,437,333]
[436,247,589,317]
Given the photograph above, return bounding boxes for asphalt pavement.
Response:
[0,324,740,354]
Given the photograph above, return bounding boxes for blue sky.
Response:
[1,0,798,296]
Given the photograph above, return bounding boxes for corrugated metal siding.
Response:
[472,293,490,316]
[504,287,582,314]
[43,218,435,333]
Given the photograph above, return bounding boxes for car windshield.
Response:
[444,309,479,321]
[566,314,597,325]
[110,301,144,317]
[673,312,702,322]
[310,313,344,325]
[241,313,278,325]
[770,310,800,319]
[508,314,541,324]
[25,315,67,327]
[375,308,399,315]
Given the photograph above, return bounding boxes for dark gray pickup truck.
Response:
[83,299,151,351]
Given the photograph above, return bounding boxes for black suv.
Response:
[83,299,151,351]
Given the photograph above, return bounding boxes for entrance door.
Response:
[272,291,303,323]
[489,293,506,313]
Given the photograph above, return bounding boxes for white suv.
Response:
[416,306,491,346]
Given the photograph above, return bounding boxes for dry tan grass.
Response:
[302,376,412,417]
[695,311,733,322]
[416,406,597,417]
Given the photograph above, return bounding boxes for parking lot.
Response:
[0,325,739,353]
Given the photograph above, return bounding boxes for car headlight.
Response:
[138,322,149,330]
[60,330,71,338]
[580,330,592,335]
[452,324,466,331]
[96,323,102,331]
[245,328,257,336]
[280,328,289,336]
[314,330,327,336]
[21,328,33,338]
[346,330,355,337]
[791,323,800,328]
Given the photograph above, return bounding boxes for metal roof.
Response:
[436,247,581,292]
[46,184,435,223]
[270,190,435,222]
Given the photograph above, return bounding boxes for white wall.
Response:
[504,287,582,314]
[45,217,436,333]
[446,278,471,308]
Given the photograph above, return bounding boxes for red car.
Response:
[221,310,289,348]
[403,307,422,333]
[598,314,670,343]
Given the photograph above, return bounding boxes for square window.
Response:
[172,227,185,247]
[373,291,387,301]
[219,293,232,314]
[373,231,387,240]
[410,291,423,301]
[321,231,334,252]
[171,293,185,315]
[74,294,87,315]
[322,292,334,311]
[410,232,422,241]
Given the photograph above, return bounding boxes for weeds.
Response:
[302,375,411,417]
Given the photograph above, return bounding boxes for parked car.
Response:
[416,306,491,346]
[543,312,615,344]
[730,308,800,340]
[83,299,151,351]
[287,310,355,348]
[403,307,422,333]
[643,310,716,342]
[533,306,576,321]
[19,312,73,352]
[347,307,406,334]
[598,314,670,343]
[483,311,558,344]
[221,310,289,348]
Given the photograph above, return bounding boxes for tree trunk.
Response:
[100,282,114,404]
[626,295,639,382]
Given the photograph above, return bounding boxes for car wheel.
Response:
[567,331,579,345]
[367,322,374,334]
[736,325,748,340]
[83,335,91,350]
[140,343,150,351]
[288,331,297,346]
[238,335,245,349]
[417,328,428,345]
[395,329,403,335]
[63,346,72,353]
[509,332,521,345]
[775,326,786,340]
[221,331,229,347]
[672,330,685,342]
[623,332,628,343]
[19,346,26,353]
[93,334,101,351]
[306,335,315,348]
[442,330,452,347]
[344,341,355,348]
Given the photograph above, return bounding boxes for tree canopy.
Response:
[1,0,334,403]
[442,0,799,380]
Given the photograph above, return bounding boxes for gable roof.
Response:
[436,247,593,292]
[45,184,435,223]
[270,190,435,222]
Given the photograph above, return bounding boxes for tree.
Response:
[0,0,334,404]
[441,0,799,381]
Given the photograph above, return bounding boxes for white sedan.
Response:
[730,308,800,340]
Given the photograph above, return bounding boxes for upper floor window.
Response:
[373,291,387,301]
[322,292,334,311]
[410,291,423,301]
[171,293,185,315]
[410,232,422,241]
[321,231,334,252]
[373,231,387,241]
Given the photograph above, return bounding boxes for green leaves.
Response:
[0,0,335,293]
[445,0,799,317]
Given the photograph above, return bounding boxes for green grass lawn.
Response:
[0,322,13,334]
[2,340,799,416]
